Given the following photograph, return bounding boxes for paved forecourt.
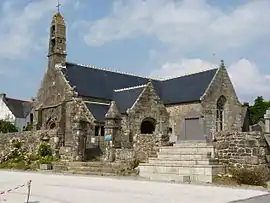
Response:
[0,171,268,203]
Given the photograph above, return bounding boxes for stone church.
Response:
[32,11,249,161]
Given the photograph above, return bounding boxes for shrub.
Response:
[0,120,18,133]
[39,156,54,164]
[38,142,52,157]
[37,142,56,165]
[229,166,269,186]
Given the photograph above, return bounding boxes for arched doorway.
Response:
[140,118,156,134]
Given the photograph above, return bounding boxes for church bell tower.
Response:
[48,8,67,69]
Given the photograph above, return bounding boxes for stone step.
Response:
[67,166,119,173]
[158,146,213,154]
[67,161,125,169]
[157,153,211,160]
[151,155,213,161]
[139,172,214,183]
[173,141,212,147]
[65,170,118,176]
[139,163,223,176]
[148,158,219,165]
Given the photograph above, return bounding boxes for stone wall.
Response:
[133,134,161,162]
[0,130,58,156]
[201,66,245,135]
[115,148,135,162]
[214,131,270,169]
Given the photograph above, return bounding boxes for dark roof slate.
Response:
[62,63,152,100]
[160,69,217,104]
[113,86,145,113]
[4,98,32,118]
[62,62,217,105]
[85,103,110,122]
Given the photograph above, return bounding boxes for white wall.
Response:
[15,117,30,132]
[0,98,31,132]
[0,98,15,123]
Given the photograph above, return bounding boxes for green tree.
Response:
[0,120,18,133]
[248,96,270,125]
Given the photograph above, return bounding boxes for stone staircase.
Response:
[53,161,136,176]
[139,141,224,183]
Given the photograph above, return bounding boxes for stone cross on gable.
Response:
[56,0,61,13]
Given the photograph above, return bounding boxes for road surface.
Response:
[0,171,268,203]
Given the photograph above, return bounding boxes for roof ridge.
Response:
[114,84,147,92]
[84,101,110,106]
[159,67,218,81]
[66,61,155,81]
[5,97,32,103]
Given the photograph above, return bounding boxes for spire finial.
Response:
[220,60,225,68]
[56,0,61,13]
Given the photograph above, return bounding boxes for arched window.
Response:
[216,95,226,132]
[140,118,156,134]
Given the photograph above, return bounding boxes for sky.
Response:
[0,0,269,103]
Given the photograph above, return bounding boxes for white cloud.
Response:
[81,0,270,51]
[78,0,270,101]
[150,59,216,79]
[150,58,270,102]
[228,59,270,99]
[0,0,70,60]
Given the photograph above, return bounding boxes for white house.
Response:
[0,93,32,132]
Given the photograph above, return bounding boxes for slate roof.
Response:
[160,69,218,104]
[62,63,153,100]
[4,97,32,118]
[113,86,145,113]
[85,102,110,122]
[62,62,218,121]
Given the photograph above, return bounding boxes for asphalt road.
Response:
[231,193,270,203]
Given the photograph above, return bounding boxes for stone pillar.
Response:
[72,122,87,161]
[264,109,270,133]
[104,101,122,148]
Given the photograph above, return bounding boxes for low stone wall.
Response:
[133,134,161,162]
[0,130,57,156]
[115,148,135,161]
[214,131,270,169]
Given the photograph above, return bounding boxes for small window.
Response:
[95,126,100,136]
[30,113,33,124]
[101,126,105,136]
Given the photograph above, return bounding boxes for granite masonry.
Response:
[0,130,58,160]
[214,131,270,169]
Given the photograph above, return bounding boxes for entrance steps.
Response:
[138,141,224,183]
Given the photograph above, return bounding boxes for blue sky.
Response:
[0,0,270,103]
